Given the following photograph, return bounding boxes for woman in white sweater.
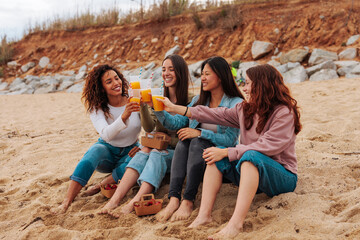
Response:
[51,65,141,214]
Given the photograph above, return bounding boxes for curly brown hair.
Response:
[81,65,129,119]
[244,64,301,134]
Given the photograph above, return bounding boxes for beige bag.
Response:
[141,132,171,150]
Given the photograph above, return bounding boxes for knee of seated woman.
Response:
[150,149,168,154]
[140,146,152,153]
[189,137,213,150]
[86,143,111,157]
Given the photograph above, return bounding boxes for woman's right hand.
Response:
[121,101,140,123]
[157,97,175,112]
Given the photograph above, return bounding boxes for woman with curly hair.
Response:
[159,64,301,239]
[98,54,194,217]
[51,65,141,214]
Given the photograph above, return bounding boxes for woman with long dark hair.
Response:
[160,64,301,239]
[98,54,193,216]
[156,56,244,222]
[51,65,141,214]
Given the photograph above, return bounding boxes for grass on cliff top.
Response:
[24,0,276,36]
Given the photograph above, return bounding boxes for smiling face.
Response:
[201,63,222,92]
[162,59,177,88]
[101,70,123,97]
[243,73,252,101]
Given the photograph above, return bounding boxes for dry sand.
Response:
[0,78,359,239]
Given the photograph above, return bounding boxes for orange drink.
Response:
[130,81,140,89]
[152,96,164,111]
[141,89,151,102]
[130,97,140,111]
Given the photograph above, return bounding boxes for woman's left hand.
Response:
[177,128,201,141]
[128,146,140,157]
[203,147,228,165]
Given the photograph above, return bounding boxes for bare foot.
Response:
[120,200,135,214]
[170,199,193,222]
[208,222,243,239]
[188,214,212,228]
[81,184,101,197]
[155,197,180,222]
[98,200,120,218]
[50,202,70,215]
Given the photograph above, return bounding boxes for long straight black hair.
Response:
[194,56,244,106]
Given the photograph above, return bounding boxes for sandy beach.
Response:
[0,77,359,239]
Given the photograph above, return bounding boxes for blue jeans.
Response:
[126,148,174,192]
[215,150,297,197]
[70,138,139,186]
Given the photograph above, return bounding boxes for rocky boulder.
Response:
[21,62,36,73]
[309,69,338,82]
[251,41,274,60]
[282,65,308,84]
[279,48,309,64]
[308,49,338,66]
[338,48,357,60]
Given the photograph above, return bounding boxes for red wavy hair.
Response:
[243,64,301,134]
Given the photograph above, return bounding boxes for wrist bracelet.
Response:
[183,107,188,116]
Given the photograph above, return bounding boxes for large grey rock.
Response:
[276,64,288,74]
[350,64,360,74]
[27,80,42,90]
[251,41,274,60]
[337,63,358,76]
[8,88,29,95]
[9,78,25,89]
[188,61,203,77]
[24,75,40,84]
[239,62,259,78]
[279,48,309,64]
[21,62,35,73]
[78,65,87,73]
[192,76,201,87]
[287,62,301,70]
[61,70,76,75]
[140,69,153,79]
[267,59,280,67]
[145,62,156,70]
[165,45,181,58]
[7,61,19,69]
[0,81,8,91]
[306,60,336,76]
[66,81,85,93]
[39,57,50,68]
[345,73,360,79]
[9,82,27,92]
[309,69,338,82]
[58,81,74,91]
[339,48,357,60]
[334,60,359,69]
[346,34,360,46]
[34,85,57,94]
[150,67,163,87]
[40,76,59,86]
[282,65,308,84]
[308,49,338,66]
[75,71,87,80]
[54,74,75,83]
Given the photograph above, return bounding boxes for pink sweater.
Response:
[190,103,297,174]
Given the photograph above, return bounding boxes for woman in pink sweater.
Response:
[159,64,301,239]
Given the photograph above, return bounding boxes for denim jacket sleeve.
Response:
[153,95,199,130]
[198,96,243,147]
[199,126,239,147]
